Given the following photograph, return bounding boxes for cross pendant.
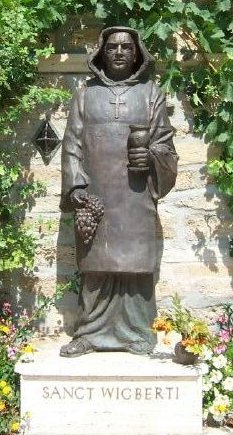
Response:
[109,94,126,119]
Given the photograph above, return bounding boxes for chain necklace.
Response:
[108,87,131,119]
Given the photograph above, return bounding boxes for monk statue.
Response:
[59,26,178,357]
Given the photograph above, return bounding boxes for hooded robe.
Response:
[60,27,178,354]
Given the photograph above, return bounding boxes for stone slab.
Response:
[38,54,89,73]
[15,341,204,435]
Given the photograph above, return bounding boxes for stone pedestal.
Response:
[15,341,204,435]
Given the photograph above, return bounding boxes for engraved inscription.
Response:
[43,386,94,400]
[42,385,179,401]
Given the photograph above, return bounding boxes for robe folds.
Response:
[60,80,177,273]
[60,26,178,353]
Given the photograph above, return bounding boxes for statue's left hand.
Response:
[150,144,170,156]
[128,147,149,168]
[70,189,89,209]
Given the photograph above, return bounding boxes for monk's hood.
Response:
[88,26,155,86]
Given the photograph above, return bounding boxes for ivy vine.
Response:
[89,0,233,209]
[0,0,232,273]
[0,0,72,271]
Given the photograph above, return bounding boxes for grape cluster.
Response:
[74,195,104,245]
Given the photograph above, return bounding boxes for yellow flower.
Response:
[2,385,12,396]
[0,380,7,388]
[182,337,197,347]
[10,421,20,432]
[0,324,10,334]
[215,404,228,413]
[22,344,35,354]
[152,317,173,333]
[0,400,6,411]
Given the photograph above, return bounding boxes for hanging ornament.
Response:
[33,112,62,165]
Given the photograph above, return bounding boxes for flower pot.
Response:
[225,413,233,428]
[172,342,198,365]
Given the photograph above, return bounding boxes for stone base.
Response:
[15,341,204,435]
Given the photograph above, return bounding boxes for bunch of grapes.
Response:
[74,195,104,244]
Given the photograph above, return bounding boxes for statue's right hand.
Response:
[70,189,89,209]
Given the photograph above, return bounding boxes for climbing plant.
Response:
[0,0,232,274]
[0,1,72,271]
[83,0,233,210]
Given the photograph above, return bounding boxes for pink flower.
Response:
[218,330,230,343]
[18,309,30,325]
[22,309,29,318]
[2,302,12,316]
[7,346,17,360]
[214,343,227,355]
[218,314,228,325]
[10,324,16,334]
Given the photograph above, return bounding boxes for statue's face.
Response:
[103,32,137,80]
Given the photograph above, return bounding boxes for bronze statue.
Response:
[59,27,178,357]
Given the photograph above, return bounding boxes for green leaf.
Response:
[216,0,231,11]
[208,159,224,177]
[186,2,211,20]
[186,19,199,33]
[228,21,233,32]
[168,0,184,13]
[223,82,233,102]
[211,29,225,40]
[216,132,230,142]
[206,120,218,137]
[225,161,233,174]
[138,0,154,11]
[160,62,182,94]
[223,46,233,60]
[148,21,172,41]
[95,2,107,18]
[192,92,202,106]
[36,0,45,9]
[186,2,201,15]
[198,32,212,53]
[228,142,233,157]
[121,0,135,9]
[219,108,230,122]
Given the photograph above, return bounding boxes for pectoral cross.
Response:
[109,95,126,119]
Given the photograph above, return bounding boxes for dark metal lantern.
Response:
[33,114,62,165]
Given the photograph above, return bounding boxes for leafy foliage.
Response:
[0,151,45,271]
[0,1,71,272]
[152,294,212,356]
[0,3,232,429]
[76,0,233,210]
[0,302,32,434]
[0,295,65,434]
[203,304,233,424]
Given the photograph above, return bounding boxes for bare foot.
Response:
[60,337,94,358]
[127,341,154,355]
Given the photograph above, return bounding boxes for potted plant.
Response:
[151,294,212,364]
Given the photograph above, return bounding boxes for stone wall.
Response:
[157,97,233,316]
[3,64,232,335]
